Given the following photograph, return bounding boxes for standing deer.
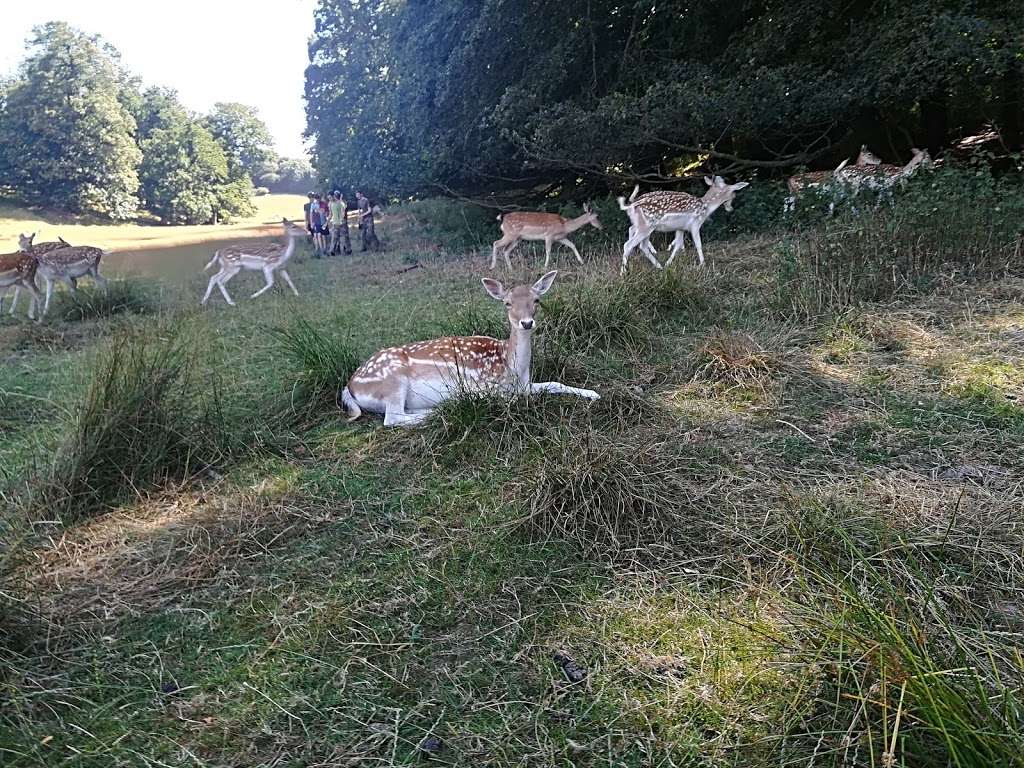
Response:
[0,251,41,322]
[491,206,602,269]
[6,234,107,317]
[341,271,600,427]
[618,176,749,275]
[201,219,304,306]
[836,148,931,201]
[784,145,883,213]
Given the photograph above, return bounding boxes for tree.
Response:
[140,111,255,225]
[204,102,278,180]
[0,22,141,218]
[305,0,1023,199]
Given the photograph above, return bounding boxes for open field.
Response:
[0,194,309,253]
[2,202,1023,767]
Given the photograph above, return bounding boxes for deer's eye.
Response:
[505,302,512,308]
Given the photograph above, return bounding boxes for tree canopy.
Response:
[0,24,277,223]
[204,102,278,179]
[305,0,1023,199]
[0,22,142,219]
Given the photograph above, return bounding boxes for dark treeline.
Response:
[0,23,316,223]
[305,0,1023,200]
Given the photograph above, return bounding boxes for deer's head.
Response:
[281,218,304,237]
[704,176,750,212]
[481,270,557,333]
[18,233,35,252]
[857,145,883,166]
[582,203,603,230]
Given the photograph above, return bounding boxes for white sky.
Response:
[0,0,317,158]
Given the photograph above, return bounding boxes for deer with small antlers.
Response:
[618,176,749,275]
[201,219,304,306]
[784,145,883,214]
[491,206,602,269]
[341,271,600,427]
[5,234,107,317]
[0,250,42,322]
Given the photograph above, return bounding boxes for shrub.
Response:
[42,328,227,521]
[270,315,360,422]
[398,197,497,251]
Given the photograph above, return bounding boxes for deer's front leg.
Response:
[251,267,276,298]
[530,381,600,400]
[280,269,299,296]
[42,276,55,315]
[663,230,687,267]
[559,238,584,265]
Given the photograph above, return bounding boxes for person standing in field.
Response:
[309,193,328,256]
[329,191,352,256]
[303,192,315,241]
[356,191,381,252]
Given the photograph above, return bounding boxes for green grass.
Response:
[2,197,1024,767]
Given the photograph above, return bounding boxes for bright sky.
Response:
[0,0,317,158]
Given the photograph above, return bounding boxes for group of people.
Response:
[303,190,381,257]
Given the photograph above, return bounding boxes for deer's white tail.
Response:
[204,251,221,271]
[628,184,639,203]
[341,386,362,422]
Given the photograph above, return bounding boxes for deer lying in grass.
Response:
[341,271,600,427]
[201,219,304,306]
[0,251,41,321]
[618,176,749,275]
[784,145,883,214]
[5,234,107,316]
[491,206,602,269]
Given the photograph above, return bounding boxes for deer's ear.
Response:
[481,278,506,301]
[731,181,749,191]
[704,176,714,186]
[532,270,558,296]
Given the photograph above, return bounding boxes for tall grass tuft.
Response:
[54,279,159,322]
[516,428,705,557]
[270,314,360,421]
[775,165,1024,315]
[42,328,226,522]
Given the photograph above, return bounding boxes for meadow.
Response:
[1,180,1023,767]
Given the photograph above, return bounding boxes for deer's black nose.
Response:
[521,319,534,330]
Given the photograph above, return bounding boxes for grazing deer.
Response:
[6,234,107,317]
[201,219,304,306]
[618,176,749,275]
[341,271,600,427]
[0,251,41,321]
[836,148,930,200]
[491,206,602,269]
[784,146,883,214]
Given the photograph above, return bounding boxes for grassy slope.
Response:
[1,215,1023,767]
[0,194,308,252]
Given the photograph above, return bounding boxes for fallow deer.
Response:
[490,206,602,269]
[618,176,749,275]
[835,148,931,200]
[0,251,41,321]
[6,234,107,316]
[201,219,304,306]
[341,271,600,427]
[784,145,883,214]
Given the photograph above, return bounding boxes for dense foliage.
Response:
[0,23,141,219]
[0,24,271,223]
[306,0,1023,199]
